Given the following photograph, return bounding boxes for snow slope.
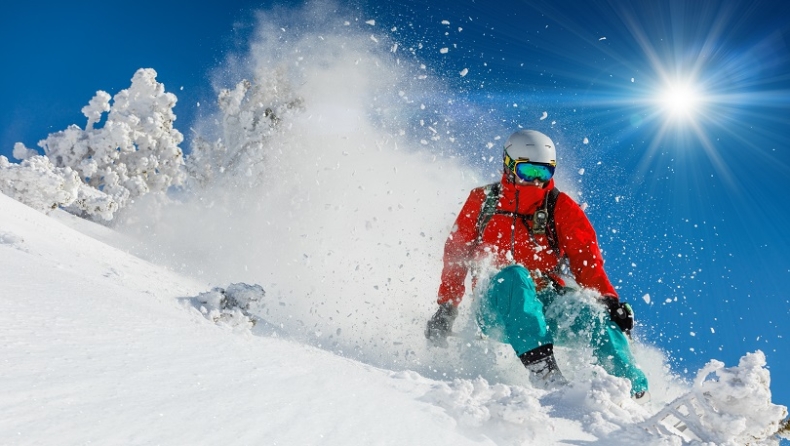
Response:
[2,182,786,446]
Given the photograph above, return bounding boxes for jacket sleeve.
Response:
[554,193,618,299]
[437,188,486,305]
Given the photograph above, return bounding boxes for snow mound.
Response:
[390,370,578,445]
[555,366,652,438]
[0,230,24,247]
[424,376,549,427]
[189,283,265,329]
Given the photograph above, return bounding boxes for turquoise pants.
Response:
[476,265,648,395]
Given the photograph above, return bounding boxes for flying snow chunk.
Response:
[365,20,375,26]
[583,137,589,144]
[631,77,635,83]
[459,68,469,77]
[599,37,607,41]
[540,111,548,120]
[441,20,450,25]
[578,168,585,176]
[642,294,651,304]
[440,47,449,54]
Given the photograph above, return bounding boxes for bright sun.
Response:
[659,82,702,119]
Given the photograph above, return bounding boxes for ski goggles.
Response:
[504,154,556,182]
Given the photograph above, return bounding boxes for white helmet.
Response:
[504,130,556,165]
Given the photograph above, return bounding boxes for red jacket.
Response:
[437,174,618,305]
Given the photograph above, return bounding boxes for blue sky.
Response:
[3,0,789,410]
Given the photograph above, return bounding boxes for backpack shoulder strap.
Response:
[475,182,501,245]
[545,187,561,254]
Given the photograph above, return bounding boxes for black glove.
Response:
[604,299,634,333]
[425,302,458,347]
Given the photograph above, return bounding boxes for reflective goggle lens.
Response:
[514,162,555,182]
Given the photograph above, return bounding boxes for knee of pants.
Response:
[485,265,538,313]
[480,265,551,355]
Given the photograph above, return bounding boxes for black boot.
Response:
[519,344,568,390]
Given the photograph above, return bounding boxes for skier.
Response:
[425,129,649,400]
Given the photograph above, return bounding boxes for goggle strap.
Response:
[504,153,516,173]
[504,153,556,168]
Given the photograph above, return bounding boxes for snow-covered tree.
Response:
[40,68,186,207]
[0,155,120,220]
[0,155,81,213]
[5,68,185,221]
[186,69,303,188]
